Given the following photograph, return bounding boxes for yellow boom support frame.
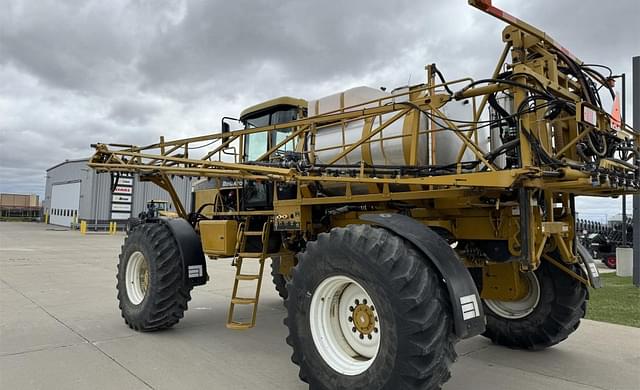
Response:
[90,1,639,294]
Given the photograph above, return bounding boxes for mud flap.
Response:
[577,242,602,289]
[361,213,485,339]
[160,217,209,287]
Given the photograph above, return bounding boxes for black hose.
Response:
[456,78,553,100]
[554,49,599,108]
[488,93,516,128]
[581,66,615,100]
[431,64,454,95]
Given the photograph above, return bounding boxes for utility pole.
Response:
[621,73,627,246]
[633,56,640,287]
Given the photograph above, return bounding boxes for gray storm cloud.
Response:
[0,0,638,216]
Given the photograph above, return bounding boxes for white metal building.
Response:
[44,159,193,227]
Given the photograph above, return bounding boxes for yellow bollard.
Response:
[44,213,49,224]
[80,220,87,235]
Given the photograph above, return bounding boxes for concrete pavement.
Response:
[1,222,639,390]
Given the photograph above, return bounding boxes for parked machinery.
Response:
[577,218,634,268]
[89,1,639,389]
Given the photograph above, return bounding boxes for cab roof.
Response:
[239,96,307,121]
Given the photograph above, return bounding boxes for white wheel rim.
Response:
[309,275,381,376]
[125,251,149,305]
[484,272,541,319]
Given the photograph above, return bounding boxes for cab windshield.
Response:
[243,107,298,161]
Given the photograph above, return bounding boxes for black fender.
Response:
[360,213,485,339]
[576,242,602,289]
[159,217,208,287]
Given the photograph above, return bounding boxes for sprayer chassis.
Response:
[89,1,639,389]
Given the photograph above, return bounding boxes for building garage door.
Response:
[50,182,81,227]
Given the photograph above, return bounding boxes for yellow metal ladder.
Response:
[226,219,271,330]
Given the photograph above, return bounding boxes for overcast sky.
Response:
[1,0,638,219]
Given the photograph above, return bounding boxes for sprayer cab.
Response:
[239,96,307,162]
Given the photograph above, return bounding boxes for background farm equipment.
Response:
[577,218,634,268]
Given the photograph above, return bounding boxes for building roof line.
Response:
[46,158,89,172]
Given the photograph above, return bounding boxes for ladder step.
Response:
[227,219,271,331]
[226,321,254,330]
[238,252,265,258]
[231,297,257,305]
[236,274,260,281]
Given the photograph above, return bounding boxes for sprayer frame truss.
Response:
[90,0,639,273]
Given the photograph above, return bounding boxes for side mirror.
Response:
[221,119,232,142]
[221,116,240,143]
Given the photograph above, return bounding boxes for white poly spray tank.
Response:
[308,86,429,167]
[431,98,491,167]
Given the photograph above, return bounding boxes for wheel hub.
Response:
[139,261,149,295]
[350,302,376,336]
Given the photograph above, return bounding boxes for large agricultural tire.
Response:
[117,223,192,331]
[270,256,291,300]
[285,224,457,390]
[482,260,587,350]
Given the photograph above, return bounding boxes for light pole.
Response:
[632,56,639,287]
